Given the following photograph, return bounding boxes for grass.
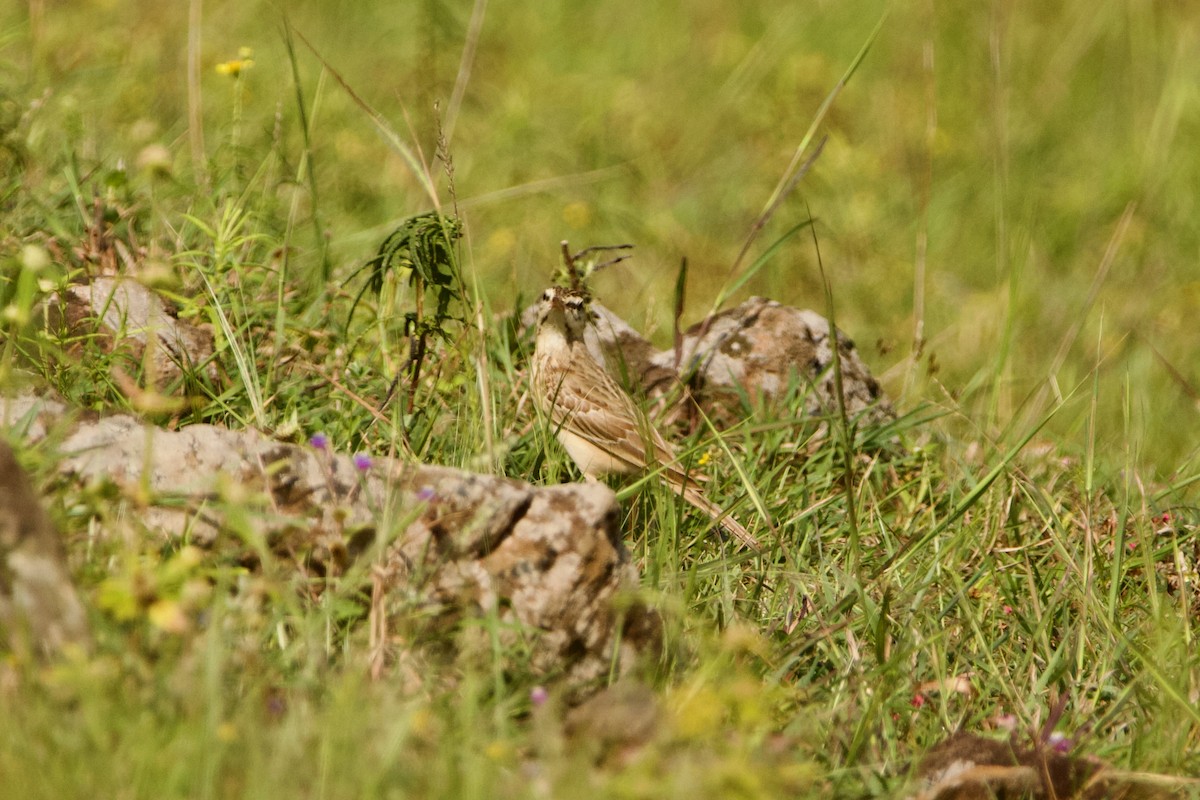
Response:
[2,1,1200,797]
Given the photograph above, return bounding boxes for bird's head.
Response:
[536,285,590,342]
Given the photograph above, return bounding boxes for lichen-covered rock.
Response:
[655,296,894,426]
[7,396,656,685]
[0,391,70,443]
[41,276,218,389]
[585,303,680,400]
[387,473,653,686]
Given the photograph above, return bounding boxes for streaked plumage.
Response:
[531,286,760,550]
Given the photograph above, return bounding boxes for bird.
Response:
[530,285,761,550]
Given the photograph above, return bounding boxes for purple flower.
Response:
[530,686,548,707]
[416,486,436,502]
[1047,731,1073,753]
[352,453,373,471]
[309,433,329,450]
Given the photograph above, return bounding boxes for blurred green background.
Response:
[3,0,1198,473]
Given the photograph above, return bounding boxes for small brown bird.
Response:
[530,286,761,550]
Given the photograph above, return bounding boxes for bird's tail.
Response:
[677,482,762,551]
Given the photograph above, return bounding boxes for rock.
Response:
[0,391,71,443]
[656,297,894,428]
[0,439,90,658]
[585,303,680,400]
[906,731,1185,800]
[41,276,218,390]
[5,395,657,686]
[383,470,655,686]
[57,415,277,545]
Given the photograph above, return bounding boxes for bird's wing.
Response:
[546,358,659,465]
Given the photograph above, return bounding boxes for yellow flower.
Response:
[215,47,255,78]
[483,740,513,762]
[485,228,516,258]
[669,684,723,739]
[148,599,190,634]
[561,201,591,230]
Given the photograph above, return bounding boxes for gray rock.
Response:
[0,391,70,442]
[41,276,218,389]
[5,395,656,685]
[655,296,894,427]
